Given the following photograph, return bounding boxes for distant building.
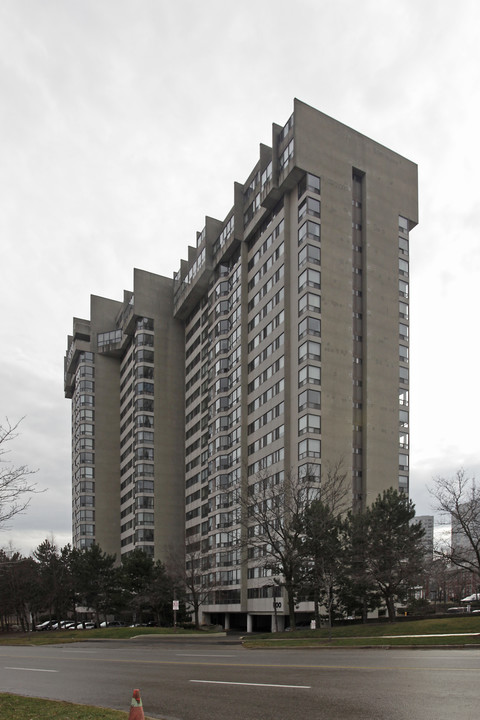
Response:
[65,99,418,631]
[416,515,434,558]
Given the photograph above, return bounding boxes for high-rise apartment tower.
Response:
[65,99,417,631]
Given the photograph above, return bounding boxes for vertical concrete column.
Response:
[247,614,253,633]
[224,613,230,630]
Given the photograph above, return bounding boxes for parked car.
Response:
[35,620,54,631]
[284,620,313,631]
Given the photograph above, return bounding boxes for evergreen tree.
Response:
[121,549,154,624]
[362,489,425,621]
[34,539,71,624]
[72,544,120,627]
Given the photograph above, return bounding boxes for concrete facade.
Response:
[65,99,417,629]
[65,269,185,561]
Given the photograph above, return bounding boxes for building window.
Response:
[298,220,321,245]
[299,438,321,460]
[399,236,408,254]
[399,258,409,276]
[79,524,95,536]
[78,437,94,450]
[399,280,409,298]
[136,317,154,331]
[298,364,321,387]
[298,463,321,482]
[136,349,154,363]
[216,300,230,317]
[136,512,154,525]
[298,340,321,363]
[136,414,154,428]
[298,268,321,291]
[399,366,409,384]
[79,481,95,493]
[136,430,154,443]
[399,345,409,362]
[298,316,321,339]
[79,466,94,479]
[136,365,154,380]
[79,423,94,435]
[298,389,321,411]
[279,138,294,171]
[298,196,321,221]
[136,447,154,461]
[98,329,122,347]
[298,173,321,198]
[298,292,321,315]
[136,382,154,395]
[135,398,154,412]
[399,453,409,470]
[298,244,321,268]
[136,463,154,477]
[135,529,154,543]
[399,409,409,428]
[79,452,94,464]
[399,301,409,319]
[216,319,231,336]
[298,414,321,435]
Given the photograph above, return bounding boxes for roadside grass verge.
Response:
[243,616,480,648]
[0,625,212,646]
[0,693,160,719]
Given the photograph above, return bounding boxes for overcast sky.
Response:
[1,0,479,555]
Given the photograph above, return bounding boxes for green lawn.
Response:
[1,617,480,648]
[243,616,480,648]
[0,625,208,646]
[0,693,160,719]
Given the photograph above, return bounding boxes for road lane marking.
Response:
[1,652,479,673]
[5,667,58,673]
[191,680,310,689]
[176,654,236,657]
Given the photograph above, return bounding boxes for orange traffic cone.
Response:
[128,688,145,720]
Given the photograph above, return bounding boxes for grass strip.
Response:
[243,616,480,648]
[0,626,211,646]
[0,692,161,719]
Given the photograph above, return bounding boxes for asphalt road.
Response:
[1,634,479,720]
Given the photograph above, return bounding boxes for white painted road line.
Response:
[5,667,59,673]
[190,680,310,689]
[177,654,236,657]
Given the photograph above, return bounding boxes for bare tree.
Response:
[167,544,216,628]
[241,461,350,630]
[0,419,39,529]
[429,469,480,581]
[301,460,350,628]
